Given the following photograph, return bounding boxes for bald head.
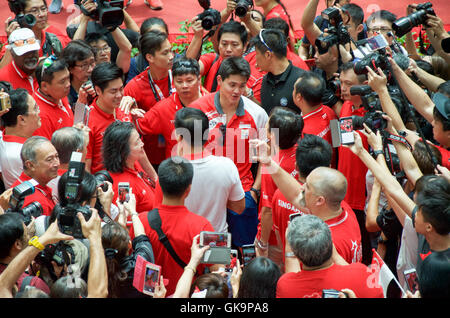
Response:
[308,167,347,210]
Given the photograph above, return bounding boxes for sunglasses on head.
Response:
[10,37,37,47]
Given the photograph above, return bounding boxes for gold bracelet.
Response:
[184,266,196,274]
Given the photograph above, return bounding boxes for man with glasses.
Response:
[32,57,74,140]
[133,57,207,160]
[0,28,39,95]
[0,87,41,189]
[252,28,306,115]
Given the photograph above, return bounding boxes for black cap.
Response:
[433,92,450,120]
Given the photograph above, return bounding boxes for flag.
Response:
[370,249,405,297]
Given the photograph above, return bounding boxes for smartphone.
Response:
[322,289,341,298]
[289,212,303,222]
[225,249,238,273]
[242,244,256,267]
[339,116,355,145]
[403,269,419,293]
[199,231,231,248]
[118,182,130,203]
[366,34,389,52]
[142,263,161,297]
[73,102,90,125]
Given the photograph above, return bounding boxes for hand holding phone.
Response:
[118,182,130,203]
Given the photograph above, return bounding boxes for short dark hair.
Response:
[218,20,248,47]
[172,57,200,77]
[294,71,325,106]
[190,273,229,298]
[8,0,48,15]
[342,3,364,26]
[366,10,397,27]
[139,30,168,57]
[102,121,134,173]
[35,58,68,86]
[51,127,85,164]
[62,40,95,69]
[85,32,108,46]
[217,56,251,81]
[140,17,169,35]
[91,62,124,92]
[415,175,450,235]
[263,17,289,38]
[251,28,287,59]
[340,61,367,83]
[174,107,209,147]
[237,257,281,298]
[268,107,303,149]
[412,140,442,175]
[1,88,30,127]
[433,106,450,131]
[296,134,332,179]
[157,157,193,198]
[0,213,25,259]
[437,80,450,97]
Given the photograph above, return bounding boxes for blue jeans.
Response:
[227,191,258,247]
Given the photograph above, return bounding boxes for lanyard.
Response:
[147,69,173,102]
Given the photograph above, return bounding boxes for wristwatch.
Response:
[285,252,296,258]
[377,236,389,245]
[372,150,384,159]
[28,236,45,251]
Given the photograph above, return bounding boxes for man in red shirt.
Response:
[0,28,39,95]
[134,57,207,160]
[11,136,59,216]
[32,57,74,140]
[276,214,383,298]
[124,30,175,168]
[256,107,303,264]
[129,157,215,297]
[189,57,268,247]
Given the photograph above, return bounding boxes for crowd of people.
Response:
[0,0,449,300]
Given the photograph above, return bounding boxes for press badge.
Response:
[239,123,251,139]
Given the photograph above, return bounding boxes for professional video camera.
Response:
[57,152,91,239]
[315,6,351,55]
[392,2,435,37]
[196,0,221,31]
[76,0,124,31]
[6,180,43,226]
[234,0,253,18]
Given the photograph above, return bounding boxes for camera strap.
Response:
[147,209,188,269]
[147,69,173,102]
[384,133,412,151]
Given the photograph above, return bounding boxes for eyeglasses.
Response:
[258,29,272,53]
[368,27,392,33]
[25,6,48,15]
[74,60,96,71]
[94,46,111,54]
[10,37,37,47]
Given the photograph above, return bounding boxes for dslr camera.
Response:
[392,2,435,37]
[196,0,221,31]
[315,7,351,55]
[234,0,253,18]
[57,152,91,239]
[6,180,43,226]
[76,0,124,31]
[7,0,36,29]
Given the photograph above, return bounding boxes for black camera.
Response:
[76,0,124,31]
[197,0,221,31]
[35,241,73,268]
[376,205,403,241]
[353,51,389,75]
[351,111,387,133]
[234,0,253,18]
[315,7,350,55]
[392,2,435,37]
[94,170,112,192]
[6,180,43,225]
[57,152,91,239]
[8,14,36,29]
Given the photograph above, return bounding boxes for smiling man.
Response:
[32,57,74,140]
[0,28,40,95]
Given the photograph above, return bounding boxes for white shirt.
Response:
[0,131,26,189]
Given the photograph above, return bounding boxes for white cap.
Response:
[8,28,40,56]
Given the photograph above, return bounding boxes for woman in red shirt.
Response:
[102,121,155,213]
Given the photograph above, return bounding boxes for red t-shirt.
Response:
[11,172,56,216]
[302,105,338,168]
[86,99,130,174]
[129,205,215,296]
[435,144,450,169]
[124,68,172,165]
[266,4,296,45]
[32,90,74,140]
[256,145,298,245]
[189,92,268,192]
[200,53,223,92]
[337,101,369,211]
[109,162,155,213]
[325,201,362,264]
[276,263,384,298]
[0,61,38,95]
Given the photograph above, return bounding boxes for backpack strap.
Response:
[43,32,63,57]
[147,209,187,269]
[210,54,220,93]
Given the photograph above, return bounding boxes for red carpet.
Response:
[1,0,449,41]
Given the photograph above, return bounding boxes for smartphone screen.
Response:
[118,182,130,203]
[339,117,355,145]
[404,269,419,293]
[142,263,161,296]
[200,232,231,248]
[242,244,256,267]
[367,34,389,51]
